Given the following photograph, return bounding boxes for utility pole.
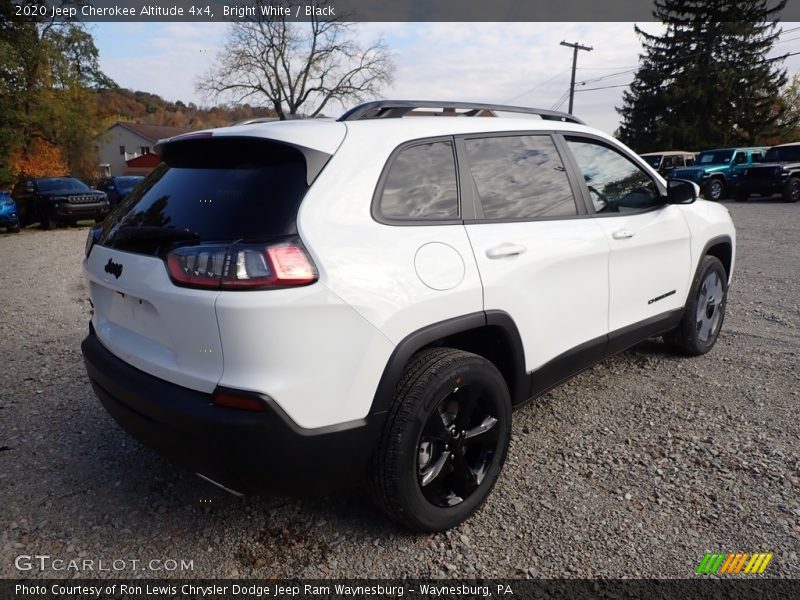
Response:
[560,41,593,114]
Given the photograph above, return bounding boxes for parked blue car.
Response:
[0,190,20,233]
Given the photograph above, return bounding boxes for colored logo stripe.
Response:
[697,553,773,575]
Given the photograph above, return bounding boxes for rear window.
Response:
[764,146,800,162]
[100,138,315,254]
[377,141,459,221]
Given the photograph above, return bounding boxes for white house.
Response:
[94,122,194,176]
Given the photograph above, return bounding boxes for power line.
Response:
[550,89,570,110]
[575,83,633,92]
[504,30,800,104]
[577,65,639,70]
[774,35,800,45]
[574,46,800,94]
[502,67,572,104]
[575,38,800,88]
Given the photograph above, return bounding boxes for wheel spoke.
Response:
[420,450,451,487]
[696,315,712,342]
[710,275,724,303]
[451,451,478,496]
[454,387,478,430]
[464,415,499,443]
[422,407,450,441]
[695,299,707,323]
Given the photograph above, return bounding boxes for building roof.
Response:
[126,153,161,167]
[113,122,195,143]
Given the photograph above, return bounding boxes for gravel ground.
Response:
[1,200,798,580]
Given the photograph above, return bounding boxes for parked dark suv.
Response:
[96,176,144,207]
[13,177,110,229]
[731,142,800,203]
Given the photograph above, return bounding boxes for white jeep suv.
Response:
[81,101,735,531]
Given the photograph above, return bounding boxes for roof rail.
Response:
[338,100,585,125]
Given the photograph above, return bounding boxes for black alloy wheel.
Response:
[417,383,501,508]
[370,348,511,531]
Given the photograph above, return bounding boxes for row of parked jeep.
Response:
[0,175,144,233]
[641,142,800,203]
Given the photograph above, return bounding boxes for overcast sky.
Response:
[91,22,800,135]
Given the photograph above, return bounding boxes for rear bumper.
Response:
[81,326,386,493]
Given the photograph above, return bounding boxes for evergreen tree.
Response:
[617,0,788,153]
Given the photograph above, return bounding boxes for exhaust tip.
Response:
[195,473,245,497]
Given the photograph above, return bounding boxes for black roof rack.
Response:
[338,100,585,125]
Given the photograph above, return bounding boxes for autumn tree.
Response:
[197,0,394,119]
[0,1,114,182]
[617,0,788,152]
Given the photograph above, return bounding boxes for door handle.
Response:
[486,243,527,259]
[612,229,635,240]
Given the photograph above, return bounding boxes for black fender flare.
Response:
[368,311,528,415]
[699,234,733,282]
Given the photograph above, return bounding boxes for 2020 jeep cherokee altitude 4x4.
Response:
[81,101,735,532]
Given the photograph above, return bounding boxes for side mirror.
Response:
[666,179,698,204]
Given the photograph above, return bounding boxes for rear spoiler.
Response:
[154,133,332,186]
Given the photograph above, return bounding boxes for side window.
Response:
[751,152,762,163]
[464,135,577,220]
[733,152,747,165]
[566,137,660,213]
[378,141,459,220]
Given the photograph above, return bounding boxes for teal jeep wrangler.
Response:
[670,147,767,201]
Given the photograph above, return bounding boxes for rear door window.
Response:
[377,140,459,221]
[100,137,316,255]
[464,135,578,220]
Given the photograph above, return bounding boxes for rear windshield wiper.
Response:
[112,226,200,243]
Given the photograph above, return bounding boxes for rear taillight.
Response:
[211,389,266,412]
[165,239,318,290]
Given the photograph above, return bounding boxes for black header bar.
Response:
[9,0,800,23]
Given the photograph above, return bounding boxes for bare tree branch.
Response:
[196,0,394,119]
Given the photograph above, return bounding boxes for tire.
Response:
[783,177,800,203]
[10,224,20,233]
[705,178,725,201]
[369,348,512,532]
[664,255,728,356]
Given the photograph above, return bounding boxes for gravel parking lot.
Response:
[1,199,798,580]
